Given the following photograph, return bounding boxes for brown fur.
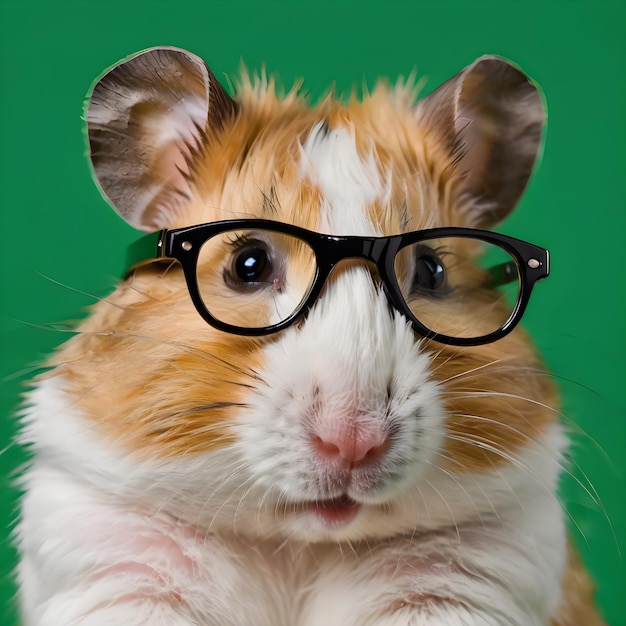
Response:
[62,80,554,475]
[67,84,558,473]
[552,542,606,625]
[434,335,559,472]
[60,84,467,461]
[58,55,605,621]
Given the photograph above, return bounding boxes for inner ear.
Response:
[87,47,237,231]
[416,56,545,227]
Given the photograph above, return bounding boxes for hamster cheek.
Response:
[433,331,560,474]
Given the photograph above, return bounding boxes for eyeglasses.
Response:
[126,219,549,346]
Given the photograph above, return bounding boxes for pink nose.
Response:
[311,427,389,466]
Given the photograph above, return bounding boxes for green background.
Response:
[1,0,624,624]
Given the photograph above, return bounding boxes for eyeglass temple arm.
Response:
[485,261,519,287]
[124,230,168,277]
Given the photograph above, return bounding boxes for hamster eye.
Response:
[412,245,447,293]
[235,245,269,282]
[224,238,277,290]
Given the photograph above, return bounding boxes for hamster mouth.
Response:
[307,494,362,527]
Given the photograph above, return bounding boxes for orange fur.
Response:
[434,333,559,472]
[552,542,607,626]
[52,266,260,459]
[60,80,557,467]
[28,51,606,623]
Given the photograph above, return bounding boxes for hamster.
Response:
[15,47,605,625]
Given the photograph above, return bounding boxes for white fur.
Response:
[299,123,391,235]
[17,285,568,623]
[17,121,568,624]
[18,372,567,624]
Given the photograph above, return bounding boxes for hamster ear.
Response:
[86,47,237,231]
[415,56,545,227]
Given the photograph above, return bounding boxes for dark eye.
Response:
[412,245,447,293]
[224,239,276,290]
[234,245,270,282]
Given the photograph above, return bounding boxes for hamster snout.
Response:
[310,421,390,467]
[236,269,446,534]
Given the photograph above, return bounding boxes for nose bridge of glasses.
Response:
[324,258,380,289]
[323,234,389,266]
[316,235,391,295]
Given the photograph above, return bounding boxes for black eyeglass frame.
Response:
[126,219,550,347]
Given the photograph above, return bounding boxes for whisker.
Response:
[440,425,619,554]
[3,363,53,384]
[426,460,494,529]
[437,357,513,384]
[34,272,126,309]
[12,319,86,334]
[419,476,462,545]
[443,384,615,475]
[442,389,563,418]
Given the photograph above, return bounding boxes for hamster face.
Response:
[42,49,560,546]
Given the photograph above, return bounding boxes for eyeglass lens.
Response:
[196,229,317,329]
[194,228,521,339]
[394,237,520,340]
